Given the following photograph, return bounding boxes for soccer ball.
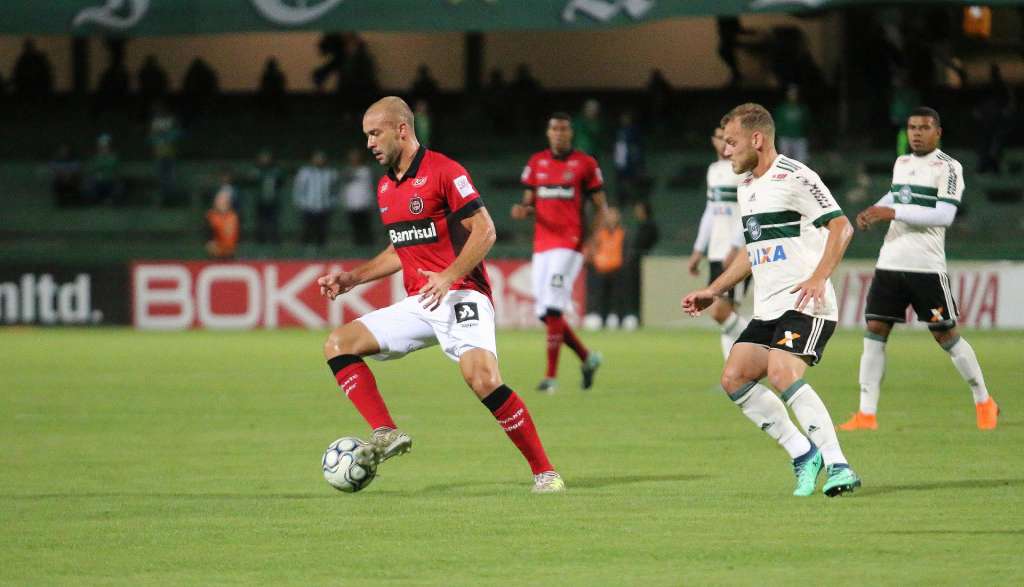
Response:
[322,437,377,493]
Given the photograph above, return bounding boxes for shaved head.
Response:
[365,96,415,130]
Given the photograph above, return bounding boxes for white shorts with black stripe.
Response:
[734,310,837,366]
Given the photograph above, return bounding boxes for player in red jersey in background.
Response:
[317,97,565,493]
[513,112,609,394]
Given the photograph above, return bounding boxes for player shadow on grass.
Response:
[860,477,1024,497]
[398,473,709,496]
[3,492,338,500]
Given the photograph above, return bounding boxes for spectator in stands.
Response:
[181,57,219,124]
[205,187,240,259]
[414,99,432,148]
[0,69,6,96]
[716,17,749,87]
[410,64,440,108]
[974,63,1015,175]
[889,73,920,156]
[348,36,379,109]
[646,68,672,127]
[613,110,645,205]
[483,69,507,133]
[293,150,337,254]
[12,38,54,101]
[584,207,625,330]
[49,144,82,208]
[258,57,288,116]
[773,85,810,163]
[313,32,350,95]
[620,201,659,331]
[149,101,181,206]
[339,148,375,247]
[138,55,169,116]
[84,133,122,205]
[94,38,130,115]
[252,149,285,246]
[574,99,605,158]
[510,64,541,132]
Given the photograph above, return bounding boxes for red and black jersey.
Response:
[378,147,491,299]
[521,148,604,252]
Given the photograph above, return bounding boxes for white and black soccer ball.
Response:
[322,437,377,493]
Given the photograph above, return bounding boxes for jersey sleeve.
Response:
[442,161,484,217]
[584,157,604,194]
[936,159,965,207]
[790,170,844,228]
[521,157,536,189]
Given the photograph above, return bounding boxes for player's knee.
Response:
[931,326,957,346]
[765,360,797,392]
[720,367,747,394]
[323,326,358,359]
[865,320,892,339]
[465,368,502,395]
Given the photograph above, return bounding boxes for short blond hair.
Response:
[721,103,774,137]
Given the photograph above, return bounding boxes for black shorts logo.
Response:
[550,274,564,289]
[409,195,424,214]
[454,302,479,323]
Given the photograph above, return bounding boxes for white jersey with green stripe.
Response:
[704,160,745,261]
[738,155,844,321]
[877,149,963,273]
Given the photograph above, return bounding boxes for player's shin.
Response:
[482,384,554,474]
[327,354,397,431]
[858,333,887,414]
[729,381,811,459]
[942,336,990,404]
[544,315,564,378]
[559,316,589,361]
[783,380,848,466]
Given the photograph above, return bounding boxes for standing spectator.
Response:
[613,110,645,205]
[181,57,219,124]
[293,150,338,254]
[252,149,285,246]
[414,99,432,148]
[646,68,672,127]
[49,144,82,208]
[410,64,440,107]
[85,133,122,205]
[974,63,1015,174]
[12,38,54,101]
[348,37,379,109]
[509,64,541,132]
[573,99,604,158]
[716,17,748,87]
[774,85,810,163]
[138,55,169,115]
[94,37,130,115]
[205,188,240,259]
[312,32,350,94]
[258,57,288,116]
[149,101,181,205]
[483,69,507,134]
[585,208,625,330]
[619,201,659,331]
[339,148,375,247]
[889,74,920,157]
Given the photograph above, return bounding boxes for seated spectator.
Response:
[205,188,239,259]
[85,133,122,205]
[49,144,82,207]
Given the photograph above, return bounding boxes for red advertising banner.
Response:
[132,260,585,330]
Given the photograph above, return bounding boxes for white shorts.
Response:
[532,248,584,318]
[357,289,497,362]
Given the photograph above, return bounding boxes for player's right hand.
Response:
[686,252,702,276]
[681,288,716,317]
[317,271,357,300]
[510,203,530,220]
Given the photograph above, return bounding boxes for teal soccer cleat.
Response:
[822,464,862,497]
[792,448,824,497]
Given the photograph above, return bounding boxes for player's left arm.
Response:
[790,172,854,313]
[418,206,496,310]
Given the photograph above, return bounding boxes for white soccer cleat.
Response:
[370,427,412,463]
[532,471,566,494]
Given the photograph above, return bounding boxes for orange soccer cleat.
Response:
[839,411,878,431]
[975,397,999,430]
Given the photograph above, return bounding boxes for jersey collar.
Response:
[549,148,574,161]
[387,146,427,184]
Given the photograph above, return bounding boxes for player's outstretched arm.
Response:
[791,215,854,312]
[317,245,402,300]
[510,189,535,220]
[418,207,496,310]
[682,249,751,317]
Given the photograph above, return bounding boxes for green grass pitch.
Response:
[1,327,1021,585]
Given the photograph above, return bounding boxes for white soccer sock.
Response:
[784,380,847,466]
[858,334,887,415]
[943,336,990,404]
[730,381,811,459]
[719,312,749,360]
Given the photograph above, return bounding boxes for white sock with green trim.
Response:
[858,334,887,415]
[720,312,749,360]
[730,381,810,459]
[943,336,990,404]
[783,380,847,466]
